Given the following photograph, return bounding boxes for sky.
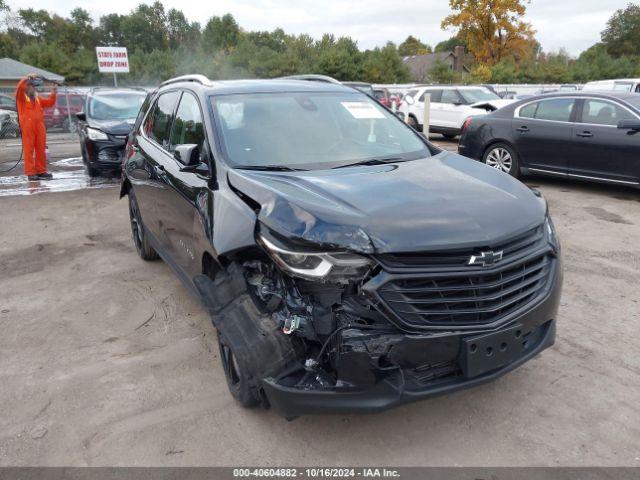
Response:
[5,0,633,57]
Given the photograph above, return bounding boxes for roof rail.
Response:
[160,74,211,87]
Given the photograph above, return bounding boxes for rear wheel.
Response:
[217,332,261,407]
[128,192,159,261]
[483,143,520,178]
[407,115,421,131]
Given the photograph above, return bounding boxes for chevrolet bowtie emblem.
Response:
[468,250,503,267]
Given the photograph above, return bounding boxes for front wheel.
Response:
[128,192,159,261]
[217,332,261,408]
[483,143,520,178]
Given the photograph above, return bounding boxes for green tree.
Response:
[601,3,640,57]
[430,59,456,83]
[398,35,431,56]
[434,36,465,53]
[362,42,410,83]
[202,13,240,54]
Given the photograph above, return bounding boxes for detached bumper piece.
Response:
[262,319,555,417]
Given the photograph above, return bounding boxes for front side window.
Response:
[418,89,441,102]
[88,92,147,121]
[519,102,538,118]
[440,89,463,105]
[459,89,500,103]
[212,92,429,170]
[579,99,636,126]
[146,91,180,149]
[170,92,205,153]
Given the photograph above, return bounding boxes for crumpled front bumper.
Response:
[263,319,555,417]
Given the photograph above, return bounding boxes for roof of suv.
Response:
[160,78,359,96]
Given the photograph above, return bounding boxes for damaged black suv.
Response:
[121,74,562,417]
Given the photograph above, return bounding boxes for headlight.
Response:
[87,127,108,141]
[258,235,374,282]
[545,216,559,250]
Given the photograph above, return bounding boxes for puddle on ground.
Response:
[0,157,119,197]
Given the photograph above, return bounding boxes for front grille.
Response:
[376,252,553,328]
[377,225,544,270]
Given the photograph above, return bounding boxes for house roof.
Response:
[0,58,65,82]
[402,51,470,81]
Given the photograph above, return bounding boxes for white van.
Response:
[582,79,640,93]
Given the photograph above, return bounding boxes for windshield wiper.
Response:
[234,165,307,172]
[333,156,405,169]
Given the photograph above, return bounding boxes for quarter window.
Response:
[419,89,441,102]
[170,92,205,153]
[146,91,180,149]
[519,102,537,118]
[580,99,636,126]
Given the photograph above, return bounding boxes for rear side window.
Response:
[169,92,205,153]
[145,91,180,149]
[579,99,636,126]
[521,98,575,122]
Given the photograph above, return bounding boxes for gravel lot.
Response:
[0,137,639,466]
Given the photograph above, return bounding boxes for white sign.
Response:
[96,46,130,73]
[341,101,385,119]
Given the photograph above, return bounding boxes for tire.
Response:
[217,331,261,408]
[407,115,422,132]
[87,163,100,177]
[483,143,520,178]
[442,133,457,140]
[128,192,159,261]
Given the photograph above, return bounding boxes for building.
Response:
[0,58,64,94]
[403,46,470,83]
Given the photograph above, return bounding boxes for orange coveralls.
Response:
[15,78,57,177]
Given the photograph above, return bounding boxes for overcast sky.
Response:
[5,0,632,56]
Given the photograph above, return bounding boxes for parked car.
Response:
[0,108,20,139]
[399,85,513,138]
[458,91,640,187]
[373,87,392,108]
[0,93,17,112]
[121,75,562,417]
[582,78,640,93]
[44,91,86,132]
[76,87,147,176]
[342,81,376,97]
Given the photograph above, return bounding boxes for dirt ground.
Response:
[0,138,639,466]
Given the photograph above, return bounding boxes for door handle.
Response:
[577,131,593,138]
[516,126,529,133]
[154,164,166,175]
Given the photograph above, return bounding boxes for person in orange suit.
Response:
[15,74,57,180]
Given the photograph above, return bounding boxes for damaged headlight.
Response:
[87,127,108,141]
[545,215,559,251]
[258,235,374,282]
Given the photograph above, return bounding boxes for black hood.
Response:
[227,151,547,254]
[88,118,136,136]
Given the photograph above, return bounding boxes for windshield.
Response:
[212,92,429,169]
[88,92,146,121]
[459,89,500,103]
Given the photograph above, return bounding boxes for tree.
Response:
[441,0,535,65]
[362,42,410,83]
[434,36,465,53]
[202,14,240,54]
[398,35,431,56]
[430,59,456,83]
[601,3,640,57]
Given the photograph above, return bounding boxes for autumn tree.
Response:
[441,0,535,65]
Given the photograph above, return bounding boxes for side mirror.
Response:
[617,119,640,131]
[404,95,414,105]
[75,112,86,121]
[174,144,199,166]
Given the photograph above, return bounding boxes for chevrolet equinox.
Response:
[120,75,563,418]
